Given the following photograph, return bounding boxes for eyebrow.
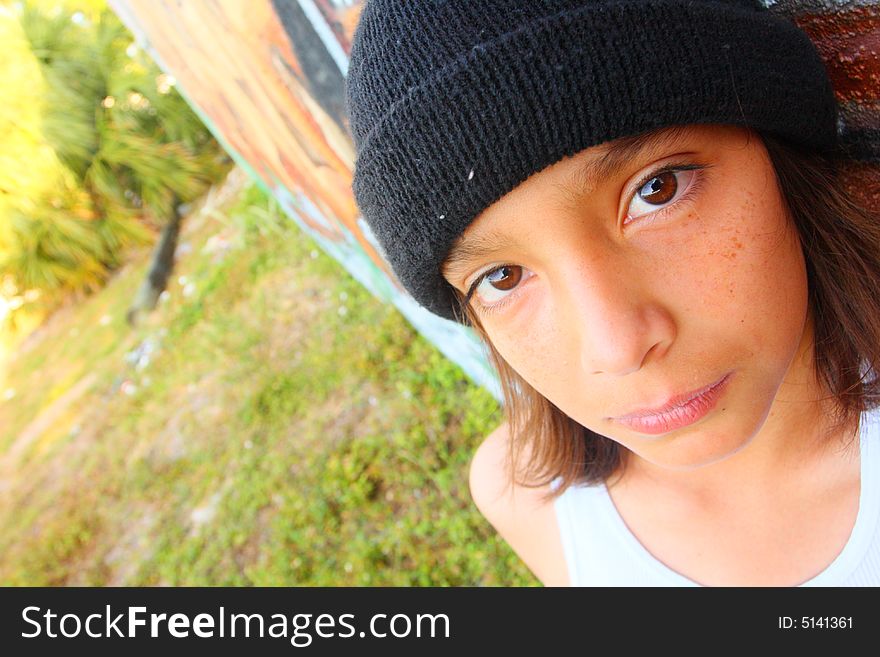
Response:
[441,125,692,283]
[560,124,692,201]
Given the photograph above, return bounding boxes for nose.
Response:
[559,254,675,377]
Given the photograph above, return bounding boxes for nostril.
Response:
[641,342,660,367]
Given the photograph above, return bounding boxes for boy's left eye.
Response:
[626,168,698,222]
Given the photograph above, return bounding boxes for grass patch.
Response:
[0,173,537,586]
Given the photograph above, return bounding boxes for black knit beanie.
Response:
[345,0,838,323]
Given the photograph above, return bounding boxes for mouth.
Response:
[609,372,733,436]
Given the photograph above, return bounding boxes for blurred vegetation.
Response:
[0,0,534,589]
[0,0,230,326]
[0,177,538,586]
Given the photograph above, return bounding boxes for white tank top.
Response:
[553,406,880,586]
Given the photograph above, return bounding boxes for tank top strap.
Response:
[553,477,698,586]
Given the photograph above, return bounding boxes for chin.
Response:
[647,438,756,471]
[625,410,768,472]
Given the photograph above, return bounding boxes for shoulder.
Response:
[469,420,569,586]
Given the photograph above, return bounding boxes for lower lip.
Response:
[613,373,733,436]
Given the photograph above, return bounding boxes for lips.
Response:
[609,372,733,436]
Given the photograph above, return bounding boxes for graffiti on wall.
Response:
[765,0,880,207]
[109,0,502,400]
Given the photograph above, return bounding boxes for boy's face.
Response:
[442,124,813,471]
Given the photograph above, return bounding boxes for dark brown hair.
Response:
[449,128,880,502]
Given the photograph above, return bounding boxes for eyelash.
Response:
[464,161,709,316]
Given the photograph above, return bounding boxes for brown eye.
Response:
[485,265,522,291]
[626,168,700,223]
[468,264,529,311]
[638,171,678,205]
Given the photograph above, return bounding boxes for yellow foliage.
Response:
[0,6,69,259]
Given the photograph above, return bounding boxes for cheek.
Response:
[689,192,808,351]
[488,318,577,406]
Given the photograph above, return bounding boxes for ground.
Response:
[0,169,537,586]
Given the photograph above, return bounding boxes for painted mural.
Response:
[108,0,878,404]
[108,0,502,400]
